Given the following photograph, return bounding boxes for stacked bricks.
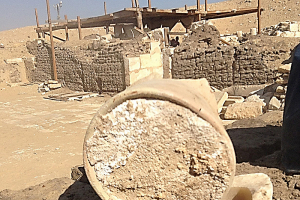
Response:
[233,45,275,85]
[26,39,153,92]
[172,46,235,89]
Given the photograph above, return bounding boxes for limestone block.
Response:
[245,94,266,106]
[152,67,164,78]
[289,23,299,32]
[129,69,152,85]
[46,80,58,84]
[150,53,163,68]
[224,96,244,106]
[48,83,62,89]
[250,28,257,35]
[276,86,285,93]
[268,96,281,110]
[5,58,23,64]
[237,31,243,37]
[276,77,288,84]
[214,91,229,113]
[281,31,295,37]
[295,32,300,37]
[150,41,161,55]
[140,54,152,69]
[229,173,273,200]
[125,57,141,72]
[224,102,263,120]
[278,63,291,73]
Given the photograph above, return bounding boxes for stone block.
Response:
[214,91,228,113]
[48,83,62,89]
[245,94,266,106]
[129,68,152,85]
[46,80,58,84]
[224,96,244,106]
[150,41,161,55]
[5,58,23,64]
[295,32,300,37]
[276,86,285,93]
[289,23,299,32]
[281,31,295,37]
[228,173,273,200]
[140,54,152,69]
[278,63,291,73]
[268,96,281,110]
[224,102,263,120]
[125,56,141,72]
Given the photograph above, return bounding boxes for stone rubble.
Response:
[38,80,62,93]
[262,21,300,37]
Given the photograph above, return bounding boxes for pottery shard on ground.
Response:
[224,102,263,120]
[268,97,281,110]
[230,173,273,200]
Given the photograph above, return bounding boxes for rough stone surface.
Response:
[245,94,266,107]
[86,99,233,200]
[268,97,281,110]
[224,102,263,120]
[278,63,291,74]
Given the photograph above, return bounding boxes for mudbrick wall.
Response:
[26,39,151,92]
[171,23,289,89]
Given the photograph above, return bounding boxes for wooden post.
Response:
[64,15,69,41]
[257,0,261,34]
[77,16,82,40]
[46,0,58,81]
[135,0,140,8]
[197,0,200,11]
[35,8,41,38]
[131,0,135,7]
[148,0,151,8]
[164,28,169,46]
[104,2,107,15]
[185,5,188,10]
[205,0,208,11]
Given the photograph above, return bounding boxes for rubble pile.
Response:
[262,21,300,37]
[216,63,290,120]
[38,80,62,93]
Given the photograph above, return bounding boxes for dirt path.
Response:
[0,84,110,191]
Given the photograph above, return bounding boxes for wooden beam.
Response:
[205,0,208,11]
[46,0,58,81]
[257,0,261,34]
[64,15,69,41]
[44,32,66,42]
[77,16,82,40]
[131,0,135,8]
[104,1,107,15]
[185,5,188,10]
[35,8,41,38]
[148,0,151,9]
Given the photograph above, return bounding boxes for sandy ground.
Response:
[0,85,111,191]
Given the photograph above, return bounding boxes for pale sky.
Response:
[0,0,224,31]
